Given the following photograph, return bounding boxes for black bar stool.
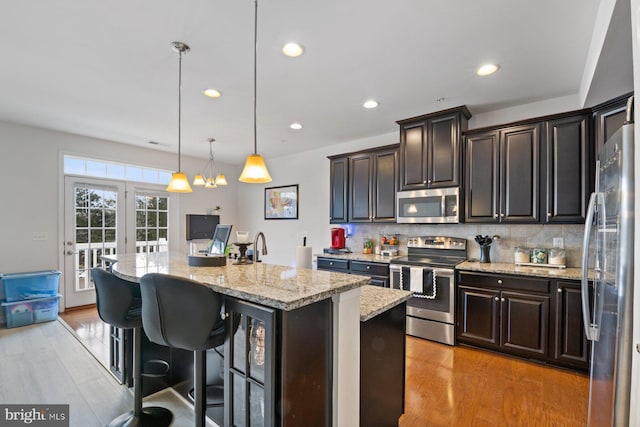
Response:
[91,268,173,427]
[139,273,231,427]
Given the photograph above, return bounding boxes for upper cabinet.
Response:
[329,156,349,223]
[329,144,399,224]
[465,112,592,224]
[465,124,540,223]
[542,114,591,223]
[397,106,471,191]
[592,92,633,159]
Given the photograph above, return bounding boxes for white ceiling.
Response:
[0,0,602,164]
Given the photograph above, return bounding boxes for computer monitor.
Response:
[208,224,233,255]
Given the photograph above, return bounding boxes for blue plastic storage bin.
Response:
[2,294,61,328]
[1,270,61,302]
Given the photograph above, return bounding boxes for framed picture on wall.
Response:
[264,184,298,220]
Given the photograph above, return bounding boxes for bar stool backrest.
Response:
[140,273,225,351]
[91,267,142,330]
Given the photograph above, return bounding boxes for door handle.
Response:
[66,250,74,256]
[581,192,603,341]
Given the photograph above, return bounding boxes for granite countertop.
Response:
[359,285,412,322]
[456,261,595,281]
[315,252,402,263]
[106,252,368,311]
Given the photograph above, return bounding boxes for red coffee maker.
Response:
[330,227,346,249]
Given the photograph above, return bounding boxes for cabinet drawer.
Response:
[350,261,389,277]
[317,257,349,272]
[458,272,550,293]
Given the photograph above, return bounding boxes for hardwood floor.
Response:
[59,305,110,369]
[399,336,589,427]
[60,307,589,426]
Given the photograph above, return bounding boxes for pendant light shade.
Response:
[239,0,272,183]
[215,173,228,186]
[192,174,206,186]
[166,41,193,193]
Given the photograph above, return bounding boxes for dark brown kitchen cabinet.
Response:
[592,92,633,159]
[542,113,591,223]
[464,123,540,223]
[348,146,398,223]
[329,156,348,223]
[397,106,471,191]
[464,131,499,222]
[317,257,390,288]
[552,280,590,370]
[456,271,590,371]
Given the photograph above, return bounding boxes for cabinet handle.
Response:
[494,213,498,218]
[494,297,499,301]
[500,213,505,218]
[497,279,503,284]
[366,266,371,270]
[428,179,432,184]
[501,297,505,302]
[329,262,334,266]
[547,212,552,217]
[423,180,427,184]
[557,288,562,293]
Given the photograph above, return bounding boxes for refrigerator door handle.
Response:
[581,191,602,341]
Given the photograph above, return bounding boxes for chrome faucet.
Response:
[253,232,268,263]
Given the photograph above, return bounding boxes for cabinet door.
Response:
[464,131,499,223]
[348,153,373,222]
[225,298,276,427]
[593,94,632,159]
[372,148,398,222]
[553,281,589,369]
[428,113,460,187]
[329,157,348,223]
[500,291,549,358]
[399,121,428,190]
[457,286,500,347]
[543,115,590,223]
[500,124,540,223]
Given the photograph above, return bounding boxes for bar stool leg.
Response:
[194,350,207,427]
[107,328,173,427]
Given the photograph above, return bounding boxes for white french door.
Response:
[63,177,175,308]
[64,177,126,307]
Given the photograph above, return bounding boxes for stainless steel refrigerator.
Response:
[581,96,634,426]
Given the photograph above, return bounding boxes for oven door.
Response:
[390,265,455,324]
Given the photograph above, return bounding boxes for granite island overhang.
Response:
[104,251,386,426]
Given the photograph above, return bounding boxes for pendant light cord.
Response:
[178,49,183,171]
[253,0,258,155]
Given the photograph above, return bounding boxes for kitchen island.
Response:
[106,251,369,426]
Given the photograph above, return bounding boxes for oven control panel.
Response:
[407,236,467,250]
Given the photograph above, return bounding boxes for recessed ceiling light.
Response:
[203,88,222,98]
[477,64,499,76]
[290,122,303,130]
[363,100,379,109]
[282,43,304,57]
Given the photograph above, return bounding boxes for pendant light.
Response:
[166,42,193,193]
[239,0,272,183]
[193,138,228,188]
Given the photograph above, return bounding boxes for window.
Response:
[64,155,172,185]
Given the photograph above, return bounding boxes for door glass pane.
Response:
[233,315,247,372]
[135,192,170,253]
[249,318,266,383]
[233,373,246,427]
[74,186,119,293]
[249,383,265,427]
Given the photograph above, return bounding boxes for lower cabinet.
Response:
[224,297,333,426]
[456,271,589,371]
[317,256,390,287]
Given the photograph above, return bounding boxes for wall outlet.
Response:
[32,232,48,241]
[553,237,564,248]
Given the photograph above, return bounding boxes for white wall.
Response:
[0,120,239,276]
[235,132,396,266]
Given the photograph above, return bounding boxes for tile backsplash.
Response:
[343,223,585,267]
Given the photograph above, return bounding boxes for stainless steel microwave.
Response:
[396,187,459,223]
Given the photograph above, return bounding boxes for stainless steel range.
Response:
[390,236,467,345]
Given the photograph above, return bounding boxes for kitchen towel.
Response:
[296,246,313,269]
[410,267,423,293]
